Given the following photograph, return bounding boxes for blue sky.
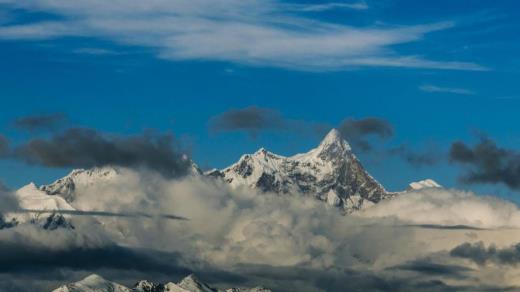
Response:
[0,0,519,200]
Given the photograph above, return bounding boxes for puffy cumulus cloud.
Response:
[3,171,520,290]
[358,188,520,229]
[0,1,485,71]
[12,128,191,178]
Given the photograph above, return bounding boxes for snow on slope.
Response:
[407,179,442,190]
[2,183,76,229]
[209,129,390,212]
[41,167,121,202]
[32,129,439,217]
[53,274,131,292]
[41,162,202,204]
[53,274,270,292]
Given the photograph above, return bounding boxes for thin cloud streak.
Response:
[12,209,189,221]
[419,84,476,95]
[283,2,369,12]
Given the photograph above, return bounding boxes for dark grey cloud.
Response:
[0,188,18,214]
[388,144,441,167]
[0,135,9,157]
[451,241,520,266]
[0,189,19,229]
[390,261,472,278]
[449,137,520,190]
[337,118,394,152]
[234,264,492,292]
[16,209,188,221]
[0,239,189,274]
[210,106,285,138]
[13,128,191,178]
[209,106,327,138]
[13,113,68,132]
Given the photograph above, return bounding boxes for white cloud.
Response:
[0,0,486,71]
[359,188,520,228]
[283,2,369,12]
[5,170,520,290]
[419,84,476,95]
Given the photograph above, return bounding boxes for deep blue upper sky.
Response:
[0,0,519,200]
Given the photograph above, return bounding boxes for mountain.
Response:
[1,182,76,230]
[208,129,392,212]
[40,167,121,203]
[52,274,131,292]
[40,162,202,203]
[53,274,270,292]
[407,179,442,191]
[21,129,431,218]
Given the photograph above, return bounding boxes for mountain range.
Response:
[52,273,270,292]
[2,129,442,230]
[0,129,442,291]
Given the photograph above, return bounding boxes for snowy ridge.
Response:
[41,162,202,203]
[210,129,391,212]
[53,274,270,292]
[2,183,76,229]
[408,179,442,190]
[53,274,131,292]
[41,166,121,202]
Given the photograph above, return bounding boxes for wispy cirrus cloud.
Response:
[283,1,369,12]
[419,84,476,95]
[0,0,485,71]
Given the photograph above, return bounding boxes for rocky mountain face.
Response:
[52,274,270,292]
[208,129,392,212]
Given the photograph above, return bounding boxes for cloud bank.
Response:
[2,170,520,290]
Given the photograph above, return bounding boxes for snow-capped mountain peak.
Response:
[41,166,120,202]
[211,129,390,212]
[315,128,351,156]
[54,274,270,292]
[408,179,442,190]
[53,274,130,292]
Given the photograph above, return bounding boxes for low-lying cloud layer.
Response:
[2,170,520,291]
